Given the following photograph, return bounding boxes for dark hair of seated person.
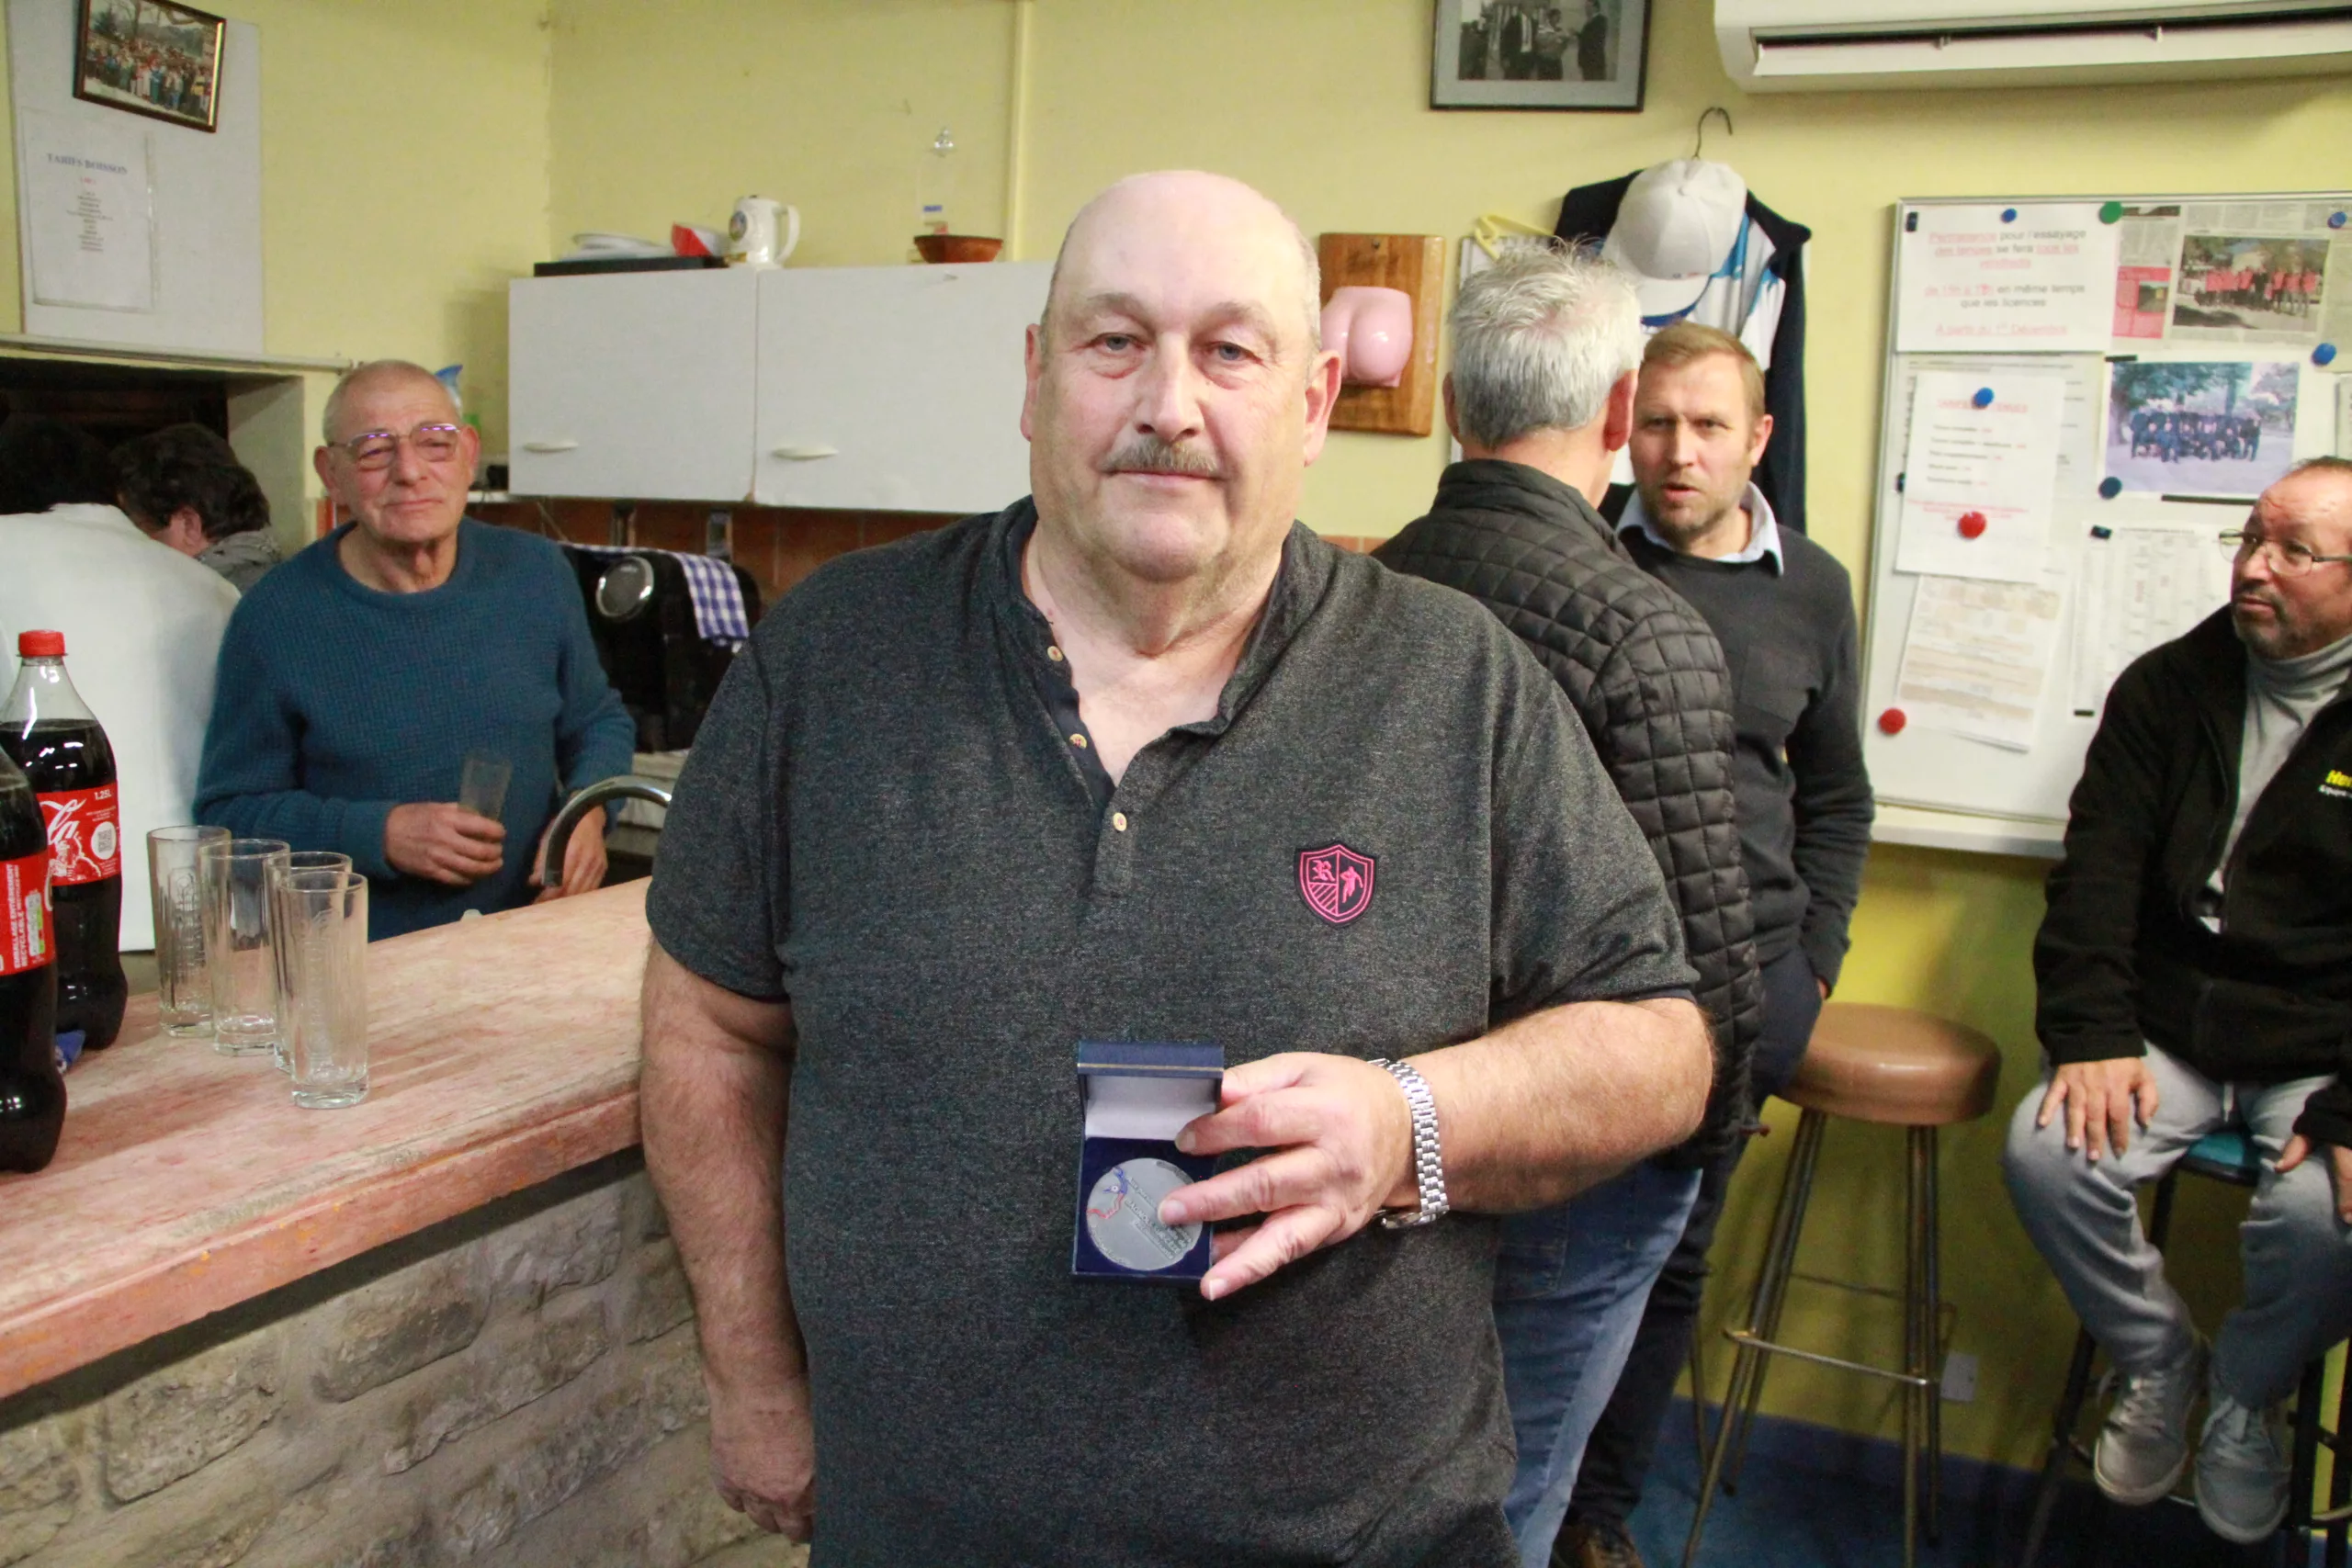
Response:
[112,422,272,542]
[0,414,117,517]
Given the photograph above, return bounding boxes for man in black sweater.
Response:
[1376,247,1763,1568]
[1561,323,1873,1568]
[2004,460,2352,1547]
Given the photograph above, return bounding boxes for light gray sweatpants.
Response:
[2002,1041,2352,1408]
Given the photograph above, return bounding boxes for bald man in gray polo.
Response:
[639,171,1712,1567]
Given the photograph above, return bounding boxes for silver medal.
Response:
[1084,1157,1200,1271]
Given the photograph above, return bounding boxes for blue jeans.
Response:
[1496,1156,1704,1566]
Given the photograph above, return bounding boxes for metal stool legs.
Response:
[1682,1110,1946,1568]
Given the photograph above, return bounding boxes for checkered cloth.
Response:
[569,546,751,649]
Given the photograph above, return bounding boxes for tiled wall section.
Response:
[467,499,1382,615]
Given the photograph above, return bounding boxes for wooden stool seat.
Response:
[1784,1003,2002,1128]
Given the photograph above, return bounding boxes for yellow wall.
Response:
[543,0,2352,1469]
[0,0,552,497]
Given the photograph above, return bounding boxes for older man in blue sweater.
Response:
[198,360,633,939]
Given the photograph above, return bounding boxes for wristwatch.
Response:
[1368,1057,1449,1228]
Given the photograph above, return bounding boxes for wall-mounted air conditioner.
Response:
[1715,0,2352,90]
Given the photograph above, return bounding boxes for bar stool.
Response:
[2017,1129,2352,1567]
[1681,1002,2002,1568]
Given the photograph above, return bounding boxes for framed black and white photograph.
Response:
[74,0,225,134]
[1432,0,1648,112]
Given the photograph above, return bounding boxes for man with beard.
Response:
[2005,458,2352,1546]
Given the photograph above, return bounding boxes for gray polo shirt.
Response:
[646,501,1694,1568]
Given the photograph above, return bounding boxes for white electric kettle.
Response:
[728,197,801,268]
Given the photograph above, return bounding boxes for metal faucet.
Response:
[540,774,674,888]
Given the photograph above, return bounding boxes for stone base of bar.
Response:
[0,1153,805,1568]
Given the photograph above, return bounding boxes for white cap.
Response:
[1600,159,1747,319]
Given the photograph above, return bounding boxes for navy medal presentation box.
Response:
[1072,1041,1224,1283]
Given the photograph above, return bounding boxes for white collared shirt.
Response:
[1618,480,1783,573]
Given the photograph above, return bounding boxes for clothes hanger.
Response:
[1469,212,1555,262]
[1693,106,1733,160]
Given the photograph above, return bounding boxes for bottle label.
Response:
[0,850,49,977]
[36,784,119,886]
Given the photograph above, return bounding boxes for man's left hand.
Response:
[2277,1134,2352,1224]
[1159,1053,1415,1303]
[529,816,607,902]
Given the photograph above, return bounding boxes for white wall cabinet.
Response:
[507,262,1048,511]
[752,263,1046,512]
[506,268,759,502]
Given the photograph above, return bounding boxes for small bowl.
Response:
[915,233,1004,264]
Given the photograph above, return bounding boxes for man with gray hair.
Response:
[198,358,632,937]
[1377,243,1762,1568]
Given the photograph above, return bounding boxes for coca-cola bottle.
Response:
[0,744,62,1172]
[1,633,127,1055]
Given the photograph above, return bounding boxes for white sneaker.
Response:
[2093,1336,2207,1506]
[2195,1393,2290,1545]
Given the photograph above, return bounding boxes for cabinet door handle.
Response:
[770,445,840,461]
[521,439,580,453]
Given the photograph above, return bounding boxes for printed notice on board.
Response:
[1895,371,2065,584]
[1895,571,2066,751]
[1898,204,2120,355]
[22,109,154,313]
[2068,525,2231,717]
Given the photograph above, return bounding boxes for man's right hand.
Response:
[2036,1055,2161,1162]
[708,1376,816,1540]
[383,802,505,886]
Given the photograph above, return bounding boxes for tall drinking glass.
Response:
[276,869,368,1109]
[200,838,289,1056]
[147,826,228,1036]
[268,852,352,1070]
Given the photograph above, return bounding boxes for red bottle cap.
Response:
[1878,707,1907,735]
[16,630,63,658]
[1957,513,1988,540]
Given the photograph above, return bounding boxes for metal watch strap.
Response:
[1369,1057,1448,1228]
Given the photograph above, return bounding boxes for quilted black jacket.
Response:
[1374,460,1765,1164]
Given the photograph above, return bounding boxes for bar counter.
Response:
[0,881,650,1402]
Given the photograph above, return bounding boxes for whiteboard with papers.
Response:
[1861,192,2352,854]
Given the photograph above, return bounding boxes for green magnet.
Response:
[2099,201,2125,224]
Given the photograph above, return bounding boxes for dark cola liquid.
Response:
[0,769,62,1172]
[0,719,126,1053]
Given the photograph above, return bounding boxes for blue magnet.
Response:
[1972,387,1996,409]
[2332,211,2348,230]
[2098,477,2123,500]
[2316,343,2339,367]
[2001,208,2018,223]
[1904,211,1919,232]
[2090,525,2114,539]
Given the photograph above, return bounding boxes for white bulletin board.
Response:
[1862,191,2352,855]
[7,0,262,355]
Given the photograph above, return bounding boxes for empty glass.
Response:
[147,826,228,1036]
[276,868,368,1109]
[268,852,352,1071]
[459,753,512,822]
[200,838,289,1056]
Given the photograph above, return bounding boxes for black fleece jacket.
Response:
[2036,608,2352,1146]
[1375,461,1765,1164]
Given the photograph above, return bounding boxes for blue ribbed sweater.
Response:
[196,521,635,938]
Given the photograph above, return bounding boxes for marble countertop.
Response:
[0,881,651,1400]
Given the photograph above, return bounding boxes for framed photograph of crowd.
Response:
[73,0,224,134]
[1431,0,1649,112]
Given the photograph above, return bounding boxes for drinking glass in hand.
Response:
[276,868,368,1109]
[200,838,289,1056]
[147,825,228,1037]
[268,852,352,1071]
[458,754,512,824]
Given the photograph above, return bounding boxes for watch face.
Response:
[1084,1158,1200,1271]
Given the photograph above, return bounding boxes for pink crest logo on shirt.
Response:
[1297,843,1376,926]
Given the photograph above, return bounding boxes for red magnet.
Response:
[1957,512,1988,539]
[1878,707,1908,736]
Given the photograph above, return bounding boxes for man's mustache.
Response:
[1102,435,1222,479]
